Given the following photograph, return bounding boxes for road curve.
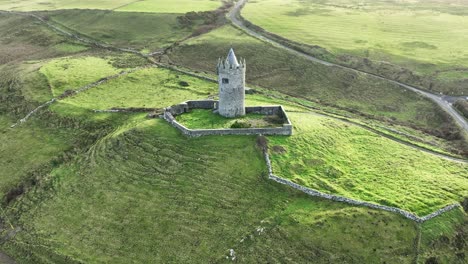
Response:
[229,0,468,133]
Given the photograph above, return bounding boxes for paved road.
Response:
[229,0,468,133]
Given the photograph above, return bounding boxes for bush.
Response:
[179,81,190,87]
[230,121,251,128]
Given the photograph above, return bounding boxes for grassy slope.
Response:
[1,119,418,263]
[268,112,468,215]
[0,116,77,197]
[47,10,195,51]
[56,67,216,111]
[39,54,467,216]
[167,25,457,135]
[420,207,468,263]
[40,56,122,96]
[242,0,468,95]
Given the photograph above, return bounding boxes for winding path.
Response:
[229,0,468,133]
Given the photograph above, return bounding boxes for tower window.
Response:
[222,78,229,84]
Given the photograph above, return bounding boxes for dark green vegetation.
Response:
[420,207,468,263]
[267,112,468,215]
[1,119,420,263]
[166,26,465,148]
[0,6,467,264]
[176,109,284,129]
[242,0,468,96]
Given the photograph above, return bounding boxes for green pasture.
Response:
[1,118,420,263]
[0,0,221,13]
[0,115,76,197]
[242,0,468,94]
[47,10,196,51]
[267,112,468,215]
[40,56,122,96]
[420,207,468,262]
[0,0,132,11]
[56,67,216,111]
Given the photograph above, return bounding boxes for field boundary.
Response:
[10,66,150,128]
[163,100,293,136]
[262,147,461,223]
[229,0,468,134]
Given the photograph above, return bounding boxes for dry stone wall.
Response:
[163,100,293,137]
[263,149,461,223]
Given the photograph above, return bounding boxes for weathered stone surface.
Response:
[163,100,293,137]
[217,49,246,118]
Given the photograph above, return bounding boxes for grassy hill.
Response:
[0,6,467,264]
[1,118,421,263]
[268,112,468,215]
[242,0,468,95]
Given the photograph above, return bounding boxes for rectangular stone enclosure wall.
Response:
[163,100,293,137]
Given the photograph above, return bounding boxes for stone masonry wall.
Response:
[263,149,461,223]
[163,100,293,137]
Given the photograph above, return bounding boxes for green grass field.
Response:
[46,10,197,51]
[0,13,88,65]
[0,6,467,263]
[242,0,468,95]
[0,115,77,197]
[268,112,468,215]
[0,0,221,13]
[1,118,421,263]
[420,207,468,263]
[40,56,122,96]
[176,109,284,129]
[168,25,459,136]
[55,67,216,112]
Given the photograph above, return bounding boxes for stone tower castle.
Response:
[217,48,246,118]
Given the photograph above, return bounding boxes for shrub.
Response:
[230,121,251,128]
[179,81,190,87]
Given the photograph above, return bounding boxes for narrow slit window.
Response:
[222,78,229,84]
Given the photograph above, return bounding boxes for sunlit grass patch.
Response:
[267,112,468,215]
